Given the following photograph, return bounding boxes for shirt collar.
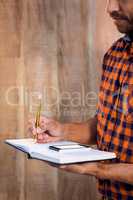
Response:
[123,35,133,58]
[123,35,132,43]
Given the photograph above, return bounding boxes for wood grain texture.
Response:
[0,0,121,200]
[0,0,21,57]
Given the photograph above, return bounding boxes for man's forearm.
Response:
[62,116,97,144]
[60,162,133,186]
[96,163,133,185]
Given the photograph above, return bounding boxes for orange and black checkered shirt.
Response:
[97,35,133,200]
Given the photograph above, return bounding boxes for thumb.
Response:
[36,127,45,134]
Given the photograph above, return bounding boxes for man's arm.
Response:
[96,163,133,185]
[62,116,97,144]
[28,116,97,144]
[60,162,133,185]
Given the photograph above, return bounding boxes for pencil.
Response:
[35,101,41,128]
[34,96,42,140]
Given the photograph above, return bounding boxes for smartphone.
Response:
[49,143,89,152]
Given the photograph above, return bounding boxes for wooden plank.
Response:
[23,0,59,118]
[0,0,21,57]
[22,1,59,200]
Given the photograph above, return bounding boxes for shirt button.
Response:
[101,112,104,118]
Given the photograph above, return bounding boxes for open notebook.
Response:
[5,138,116,165]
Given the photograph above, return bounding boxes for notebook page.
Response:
[5,138,35,153]
[60,148,116,161]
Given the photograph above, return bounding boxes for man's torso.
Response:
[97,35,133,200]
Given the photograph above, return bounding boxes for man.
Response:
[29,0,133,199]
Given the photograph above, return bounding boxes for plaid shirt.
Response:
[97,35,133,200]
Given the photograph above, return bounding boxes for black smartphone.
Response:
[49,143,89,152]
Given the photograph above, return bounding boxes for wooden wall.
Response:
[0,0,120,200]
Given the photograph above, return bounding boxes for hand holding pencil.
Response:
[28,97,63,143]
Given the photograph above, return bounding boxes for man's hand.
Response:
[59,163,98,176]
[28,116,64,143]
[28,115,97,144]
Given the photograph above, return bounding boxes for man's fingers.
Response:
[37,133,61,143]
[43,136,62,143]
[40,120,54,131]
[28,116,61,143]
[59,164,85,174]
[28,116,56,133]
[37,133,48,140]
[40,116,53,124]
